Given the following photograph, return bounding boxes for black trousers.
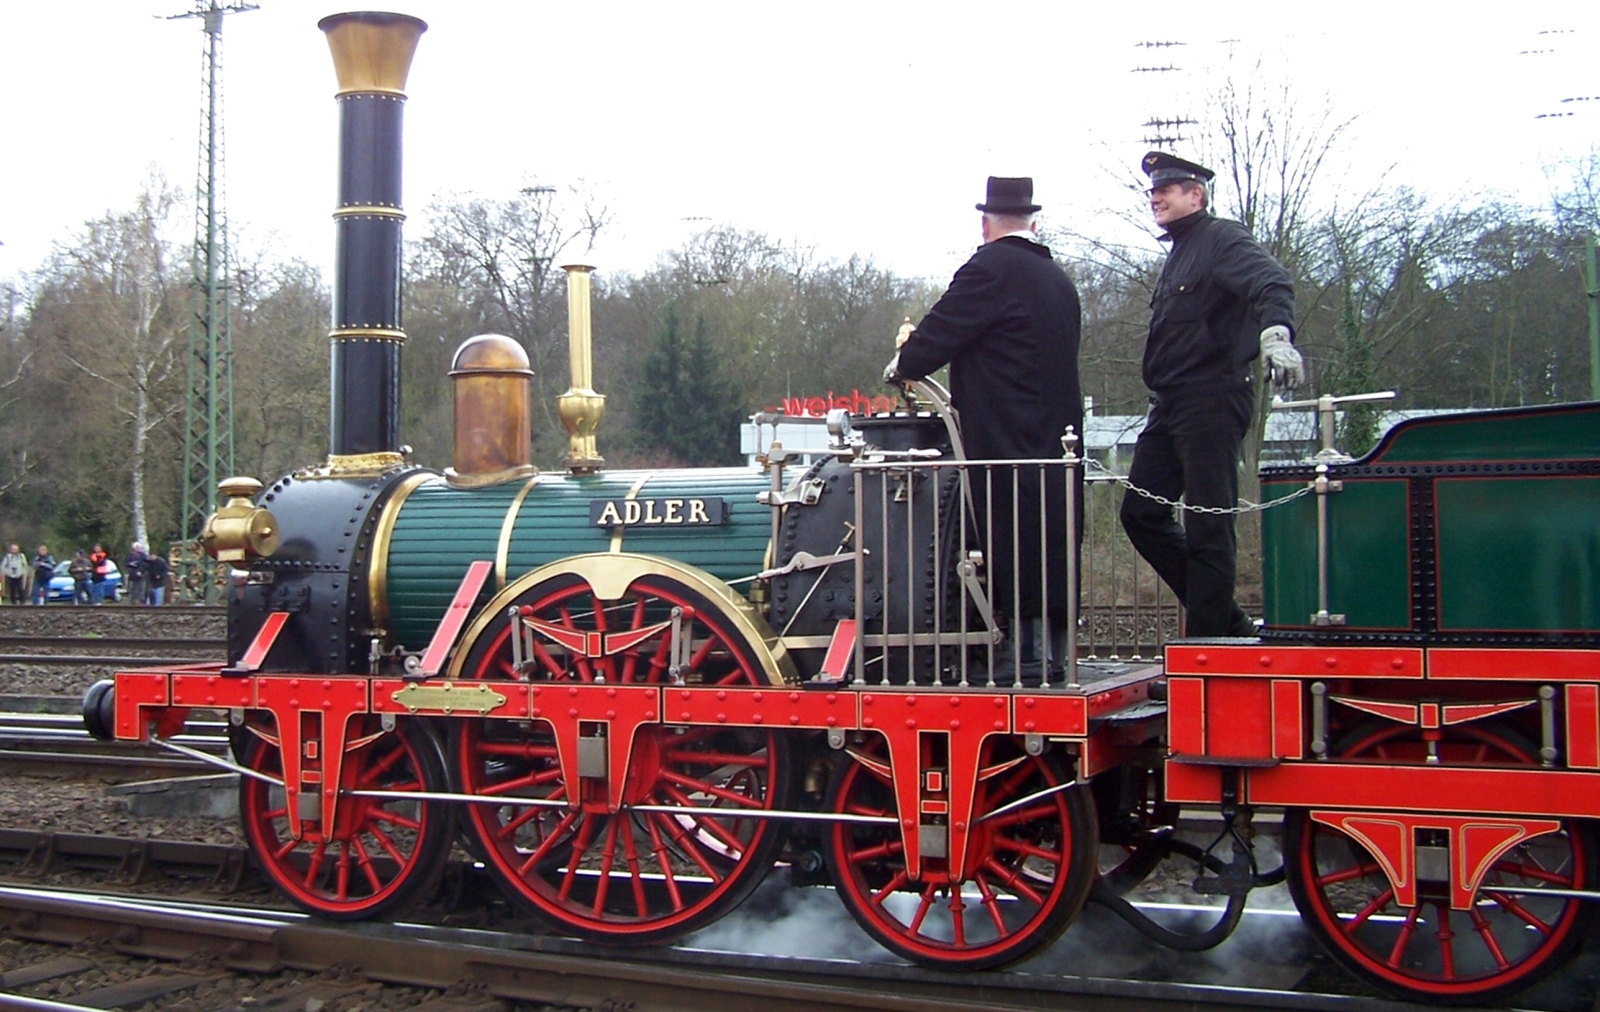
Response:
[1119,383,1254,637]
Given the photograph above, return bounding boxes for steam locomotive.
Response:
[82,11,1600,1006]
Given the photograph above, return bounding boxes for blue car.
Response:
[46,560,122,603]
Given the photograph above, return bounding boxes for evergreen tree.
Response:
[635,305,745,465]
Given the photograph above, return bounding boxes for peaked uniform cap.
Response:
[975,176,1042,214]
[1141,151,1214,188]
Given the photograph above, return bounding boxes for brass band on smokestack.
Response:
[319,12,426,472]
[557,263,606,473]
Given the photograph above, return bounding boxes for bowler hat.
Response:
[975,176,1041,214]
[1142,151,1214,189]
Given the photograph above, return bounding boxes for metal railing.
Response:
[844,454,1180,690]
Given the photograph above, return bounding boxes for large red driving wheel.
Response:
[824,735,1097,970]
[454,571,793,945]
[239,717,452,920]
[1285,722,1596,1005]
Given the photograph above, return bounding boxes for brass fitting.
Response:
[201,477,280,563]
[557,262,606,473]
[446,334,538,487]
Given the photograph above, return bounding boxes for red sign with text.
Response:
[766,389,899,418]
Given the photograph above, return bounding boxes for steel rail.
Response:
[0,885,1452,1012]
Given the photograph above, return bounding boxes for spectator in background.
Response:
[88,544,109,604]
[124,543,149,607]
[31,546,53,606]
[69,550,92,605]
[145,550,169,607]
[0,545,25,605]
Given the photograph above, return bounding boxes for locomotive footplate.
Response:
[106,660,1167,877]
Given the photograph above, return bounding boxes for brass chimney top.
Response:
[318,12,426,96]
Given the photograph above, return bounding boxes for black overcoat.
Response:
[897,235,1083,623]
[898,235,1082,461]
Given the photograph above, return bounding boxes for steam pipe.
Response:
[319,12,426,471]
[557,262,606,473]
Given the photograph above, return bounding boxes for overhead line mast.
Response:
[168,0,256,601]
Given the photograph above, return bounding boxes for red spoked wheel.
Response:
[824,735,1097,970]
[454,570,793,944]
[1285,722,1597,1004]
[238,717,452,919]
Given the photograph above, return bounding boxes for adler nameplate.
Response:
[590,496,728,529]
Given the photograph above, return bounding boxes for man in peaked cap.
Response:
[886,176,1082,672]
[1120,151,1302,638]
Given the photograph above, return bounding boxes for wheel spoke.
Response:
[1342,886,1395,935]
[976,875,1010,937]
[518,809,579,874]
[370,807,422,833]
[620,816,651,917]
[618,597,647,684]
[366,821,408,866]
[659,768,763,810]
[1317,860,1384,889]
[946,888,968,947]
[1468,905,1511,969]
[1386,903,1421,967]
[557,815,601,903]
[351,837,384,894]
[1435,903,1457,979]
[591,816,622,916]
[650,810,725,881]
[982,855,1046,905]
[1484,890,1555,935]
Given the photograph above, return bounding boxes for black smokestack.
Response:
[318,11,426,462]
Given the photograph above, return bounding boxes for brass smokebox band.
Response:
[330,328,407,343]
[333,206,407,219]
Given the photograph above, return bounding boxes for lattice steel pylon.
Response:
[171,0,255,601]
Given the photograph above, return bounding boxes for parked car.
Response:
[46,560,122,603]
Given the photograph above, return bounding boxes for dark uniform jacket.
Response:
[898,235,1082,460]
[1145,211,1294,395]
[897,235,1082,623]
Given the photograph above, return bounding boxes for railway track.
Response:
[0,884,1529,1012]
[0,700,226,776]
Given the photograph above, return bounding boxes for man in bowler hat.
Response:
[1120,152,1302,637]
[886,176,1082,667]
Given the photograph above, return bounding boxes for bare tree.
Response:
[33,175,188,548]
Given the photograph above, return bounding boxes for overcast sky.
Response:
[1,0,1595,291]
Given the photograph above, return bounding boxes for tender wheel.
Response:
[824,735,1097,969]
[1285,723,1597,1004]
[454,569,793,944]
[239,717,452,920]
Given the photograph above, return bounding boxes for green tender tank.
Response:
[379,468,775,648]
[1261,401,1600,638]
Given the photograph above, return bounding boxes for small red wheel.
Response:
[454,570,793,945]
[239,717,452,919]
[824,735,1097,970]
[1286,722,1596,1004]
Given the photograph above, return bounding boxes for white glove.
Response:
[1259,325,1304,389]
[882,352,904,386]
